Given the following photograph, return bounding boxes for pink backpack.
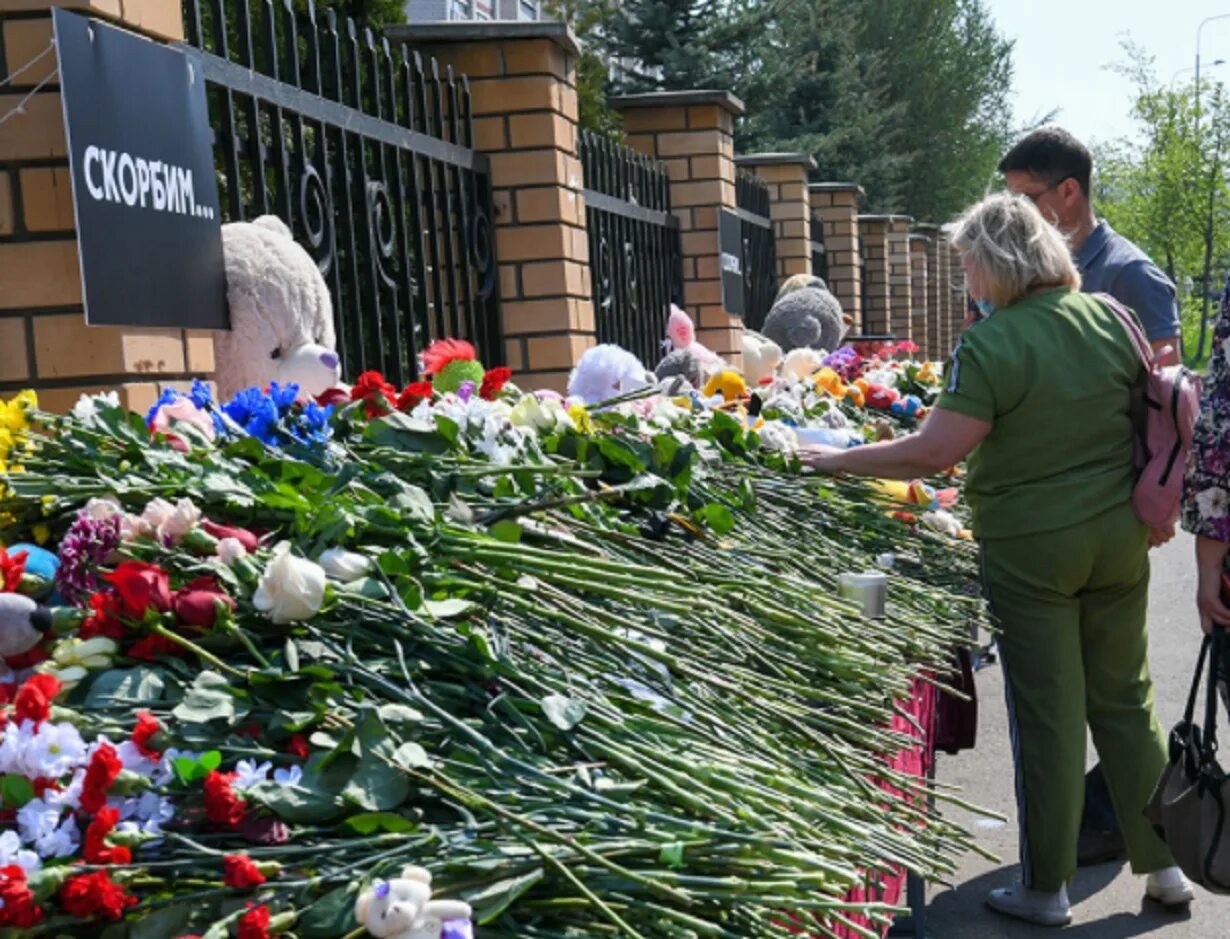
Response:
[1098,293,1201,528]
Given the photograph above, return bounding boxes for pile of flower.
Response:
[0,342,982,938]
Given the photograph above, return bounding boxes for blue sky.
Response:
[987,0,1230,147]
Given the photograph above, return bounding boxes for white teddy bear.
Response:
[215,215,343,400]
[354,865,472,939]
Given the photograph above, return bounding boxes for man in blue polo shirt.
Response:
[997,128,1182,870]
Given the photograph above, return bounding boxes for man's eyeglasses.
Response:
[1020,176,1072,205]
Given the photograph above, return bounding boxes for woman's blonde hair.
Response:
[950,192,1080,308]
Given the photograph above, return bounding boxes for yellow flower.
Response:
[567,403,594,435]
[32,524,50,545]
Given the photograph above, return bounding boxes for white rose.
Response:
[71,392,120,423]
[216,537,248,566]
[317,548,370,581]
[52,637,119,670]
[82,497,121,522]
[144,497,200,544]
[253,542,326,624]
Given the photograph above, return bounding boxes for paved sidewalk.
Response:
[924,532,1224,937]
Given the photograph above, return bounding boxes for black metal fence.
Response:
[734,169,777,330]
[579,132,682,367]
[182,0,500,386]
[810,213,828,282]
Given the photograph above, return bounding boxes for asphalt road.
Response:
[923,531,1225,937]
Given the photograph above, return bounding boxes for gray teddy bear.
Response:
[760,274,850,354]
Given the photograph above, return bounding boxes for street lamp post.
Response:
[1197,14,1230,121]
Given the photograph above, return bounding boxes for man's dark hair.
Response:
[998,127,1093,196]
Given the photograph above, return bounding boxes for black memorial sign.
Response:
[53,10,228,330]
[718,209,745,318]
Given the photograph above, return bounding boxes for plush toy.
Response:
[655,348,704,389]
[0,593,50,659]
[761,275,851,354]
[781,348,825,382]
[215,216,343,400]
[889,394,923,418]
[354,865,472,939]
[567,345,655,406]
[418,338,511,399]
[703,369,748,404]
[862,383,899,410]
[665,306,721,370]
[741,330,781,386]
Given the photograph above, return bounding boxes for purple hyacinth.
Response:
[442,921,473,939]
[55,508,121,605]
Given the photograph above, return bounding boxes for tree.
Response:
[298,0,406,25]
[603,0,723,93]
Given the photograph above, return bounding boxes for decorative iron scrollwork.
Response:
[469,201,496,301]
[366,180,399,291]
[300,163,333,278]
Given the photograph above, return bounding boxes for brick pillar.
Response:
[909,234,929,349]
[913,224,944,358]
[394,23,593,393]
[809,182,864,329]
[612,90,744,363]
[885,215,913,340]
[857,216,890,335]
[949,237,967,346]
[0,0,213,415]
[736,153,816,281]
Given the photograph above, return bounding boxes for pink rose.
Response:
[149,398,216,450]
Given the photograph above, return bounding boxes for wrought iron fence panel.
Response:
[735,169,776,330]
[579,131,682,367]
[182,0,500,385]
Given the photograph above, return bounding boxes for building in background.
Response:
[404,0,540,23]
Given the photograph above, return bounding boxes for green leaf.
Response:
[248,773,345,824]
[172,750,223,785]
[342,715,412,811]
[489,519,523,543]
[423,598,476,620]
[172,671,237,724]
[392,741,431,770]
[541,694,587,730]
[377,704,424,725]
[1,774,35,809]
[698,502,736,536]
[377,550,410,577]
[296,883,360,938]
[341,811,417,836]
[467,867,546,925]
[83,667,168,709]
[364,412,450,455]
[659,841,686,869]
[131,905,193,939]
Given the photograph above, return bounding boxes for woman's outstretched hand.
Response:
[798,445,845,473]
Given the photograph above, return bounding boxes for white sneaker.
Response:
[1146,867,1195,908]
[986,882,1072,927]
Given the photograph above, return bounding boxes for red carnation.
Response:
[80,743,123,815]
[396,381,434,412]
[103,561,172,617]
[223,854,268,890]
[421,338,476,376]
[127,634,186,662]
[131,710,162,761]
[351,371,396,419]
[0,547,27,593]
[80,592,126,641]
[83,806,132,866]
[479,367,512,400]
[59,870,136,921]
[237,904,273,939]
[0,865,43,928]
[173,580,235,630]
[201,519,260,553]
[315,387,351,408]
[14,673,62,725]
[204,771,247,828]
[286,734,310,759]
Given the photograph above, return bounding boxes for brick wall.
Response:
[908,234,929,349]
[0,0,214,414]
[809,182,863,329]
[737,153,816,282]
[857,216,890,334]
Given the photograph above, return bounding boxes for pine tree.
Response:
[604,0,722,92]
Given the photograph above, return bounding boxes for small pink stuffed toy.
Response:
[666,306,720,369]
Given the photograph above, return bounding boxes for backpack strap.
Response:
[1095,292,1155,369]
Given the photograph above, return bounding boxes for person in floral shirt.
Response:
[1183,278,1230,632]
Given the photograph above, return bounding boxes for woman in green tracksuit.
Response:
[800,193,1192,926]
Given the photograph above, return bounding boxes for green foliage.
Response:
[546,0,625,137]
[296,0,407,26]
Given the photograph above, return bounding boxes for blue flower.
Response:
[268,381,301,416]
[145,388,182,427]
[223,387,280,445]
[189,379,215,410]
[292,402,333,446]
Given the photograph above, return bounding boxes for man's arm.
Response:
[1115,259,1182,365]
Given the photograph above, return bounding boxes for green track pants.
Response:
[980,501,1175,891]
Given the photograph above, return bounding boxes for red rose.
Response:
[237,904,272,939]
[127,634,186,662]
[83,806,132,866]
[0,547,27,593]
[80,743,123,815]
[80,592,126,641]
[223,854,268,890]
[479,367,512,400]
[0,865,43,928]
[396,381,434,412]
[352,371,396,418]
[203,771,247,828]
[103,561,172,617]
[286,734,310,759]
[14,673,61,725]
[315,387,351,408]
[172,584,235,630]
[59,870,136,921]
[201,519,260,553]
[131,711,162,761]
